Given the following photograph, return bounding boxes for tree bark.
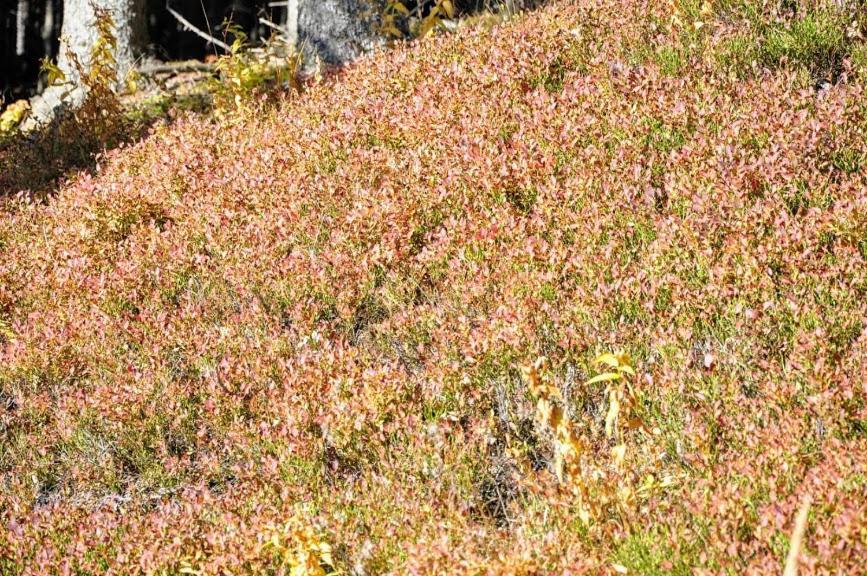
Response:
[41,0,58,66]
[16,0,30,56]
[57,0,148,84]
[24,0,148,130]
[297,0,383,68]
[286,0,299,49]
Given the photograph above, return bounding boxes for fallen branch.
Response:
[137,61,216,75]
[166,4,232,52]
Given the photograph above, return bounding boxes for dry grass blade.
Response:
[783,494,813,576]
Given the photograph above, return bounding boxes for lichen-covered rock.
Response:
[20,84,85,132]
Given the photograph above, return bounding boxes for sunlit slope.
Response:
[1,1,865,573]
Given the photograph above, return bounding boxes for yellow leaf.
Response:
[585,372,621,385]
[625,416,646,431]
[638,473,657,494]
[617,484,634,506]
[0,319,13,342]
[391,1,409,15]
[318,542,334,567]
[441,0,455,19]
[522,360,541,395]
[381,23,402,37]
[542,401,564,430]
[536,397,554,425]
[551,404,565,430]
[417,14,440,38]
[554,418,571,442]
[40,57,66,86]
[595,353,620,368]
[615,351,633,366]
[554,440,579,483]
[564,432,582,461]
[522,357,548,396]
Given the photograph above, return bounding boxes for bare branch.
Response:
[165,4,232,52]
[258,17,289,38]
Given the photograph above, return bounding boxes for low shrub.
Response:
[1,0,865,573]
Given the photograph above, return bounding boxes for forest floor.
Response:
[1,0,866,574]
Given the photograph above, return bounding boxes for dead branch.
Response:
[165,4,232,52]
[137,60,216,75]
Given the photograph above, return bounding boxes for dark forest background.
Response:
[2,0,287,99]
[1,0,509,101]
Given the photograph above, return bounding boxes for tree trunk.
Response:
[41,0,59,73]
[297,0,383,68]
[24,0,147,129]
[16,0,30,56]
[57,0,148,85]
[286,0,299,49]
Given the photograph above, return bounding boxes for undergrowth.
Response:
[0,0,865,574]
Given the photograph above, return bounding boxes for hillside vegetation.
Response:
[1,0,866,573]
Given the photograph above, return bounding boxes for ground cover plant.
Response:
[1,0,866,573]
